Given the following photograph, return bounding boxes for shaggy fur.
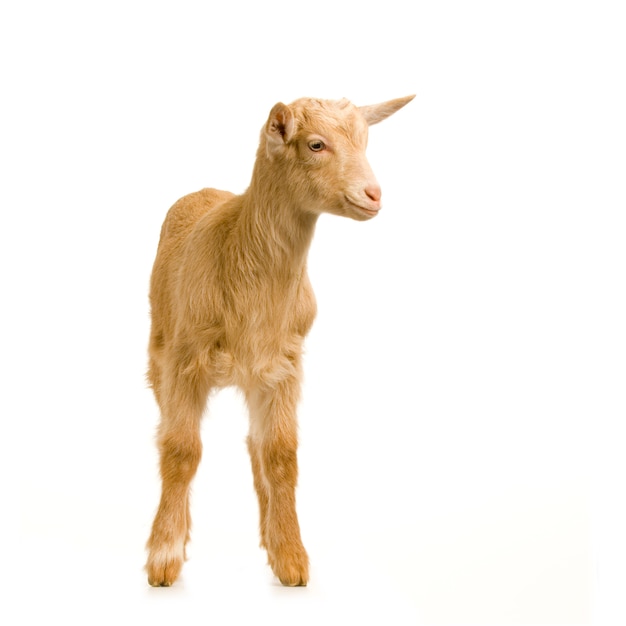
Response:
[145,95,415,587]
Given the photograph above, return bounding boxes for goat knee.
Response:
[158,430,202,483]
[261,444,298,490]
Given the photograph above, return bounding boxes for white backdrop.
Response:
[6,1,625,624]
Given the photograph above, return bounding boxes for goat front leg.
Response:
[146,366,207,587]
[246,379,309,586]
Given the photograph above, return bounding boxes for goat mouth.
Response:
[357,206,380,217]
[344,198,380,218]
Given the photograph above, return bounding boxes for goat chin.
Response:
[343,196,381,220]
[145,94,414,588]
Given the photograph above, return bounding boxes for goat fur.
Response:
[146,95,415,587]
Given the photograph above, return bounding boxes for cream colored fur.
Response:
[145,95,414,586]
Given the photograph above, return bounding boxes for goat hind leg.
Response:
[247,435,269,550]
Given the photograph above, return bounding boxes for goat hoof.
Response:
[269,547,309,587]
[279,576,308,587]
[146,551,183,587]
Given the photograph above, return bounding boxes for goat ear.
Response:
[265,102,296,154]
[358,95,415,126]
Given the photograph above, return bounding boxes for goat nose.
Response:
[365,184,382,204]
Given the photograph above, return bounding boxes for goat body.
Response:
[146,95,414,587]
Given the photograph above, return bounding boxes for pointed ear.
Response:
[358,95,415,126]
[265,102,296,155]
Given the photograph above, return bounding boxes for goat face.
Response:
[262,96,414,222]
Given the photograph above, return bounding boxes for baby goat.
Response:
[146,95,415,587]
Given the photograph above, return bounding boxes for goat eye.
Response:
[308,140,325,152]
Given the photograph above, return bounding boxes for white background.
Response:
[5,1,625,624]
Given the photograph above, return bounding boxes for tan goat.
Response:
[146,95,415,587]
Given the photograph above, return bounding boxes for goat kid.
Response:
[146,95,415,587]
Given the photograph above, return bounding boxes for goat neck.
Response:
[238,154,318,276]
